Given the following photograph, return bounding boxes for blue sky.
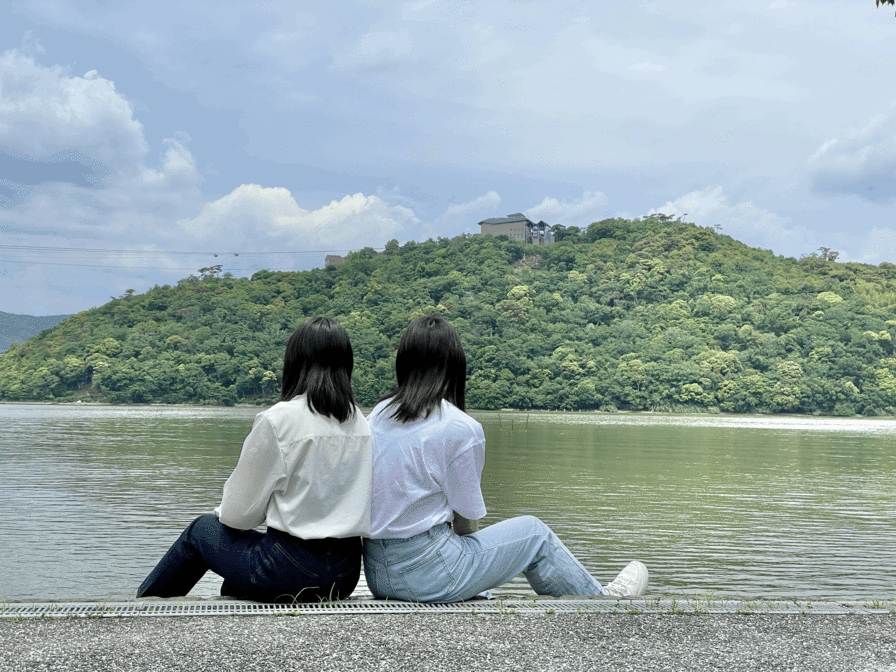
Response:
[1,1,894,315]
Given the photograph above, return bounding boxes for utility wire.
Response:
[0,244,364,256]
[0,258,273,271]
[0,244,379,271]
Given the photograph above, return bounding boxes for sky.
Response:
[1,1,894,316]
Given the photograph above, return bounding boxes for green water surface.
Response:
[2,405,894,600]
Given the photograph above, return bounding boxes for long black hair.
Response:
[281,317,356,423]
[384,315,466,423]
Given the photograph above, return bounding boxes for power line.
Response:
[0,258,271,272]
[0,244,376,271]
[0,244,361,257]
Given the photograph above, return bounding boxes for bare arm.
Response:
[452,511,479,536]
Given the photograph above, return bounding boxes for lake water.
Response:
[2,404,895,601]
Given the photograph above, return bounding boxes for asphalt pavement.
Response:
[2,609,895,672]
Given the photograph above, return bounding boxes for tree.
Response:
[551,225,581,243]
[6,220,896,414]
[198,265,223,281]
[878,0,895,17]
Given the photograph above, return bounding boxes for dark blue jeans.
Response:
[137,514,361,603]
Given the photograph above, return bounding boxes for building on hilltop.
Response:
[478,213,553,246]
[324,254,345,268]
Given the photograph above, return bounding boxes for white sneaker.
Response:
[604,561,649,597]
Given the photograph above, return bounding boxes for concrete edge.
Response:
[3,596,896,618]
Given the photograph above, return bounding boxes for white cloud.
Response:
[181,185,416,249]
[415,191,501,240]
[443,191,501,220]
[16,0,888,181]
[0,50,418,313]
[442,191,500,225]
[808,105,896,202]
[0,49,147,171]
[525,191,609,228]
[649,186,820,257]
[7,2,896,308]
[0,50,203,242]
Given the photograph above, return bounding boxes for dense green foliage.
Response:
[3,218,896,415]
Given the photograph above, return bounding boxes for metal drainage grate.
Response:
[1,599,891,618]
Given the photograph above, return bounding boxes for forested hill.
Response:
[3,217,896,415]
[0,311,72,354]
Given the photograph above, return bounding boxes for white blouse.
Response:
[367,399,487,539]
[216,395,373,539]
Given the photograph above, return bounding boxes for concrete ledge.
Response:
[3,596,896,618]
[1,607,895,672]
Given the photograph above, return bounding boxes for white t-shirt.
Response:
[215,395,373,539]
[367,398,487,539]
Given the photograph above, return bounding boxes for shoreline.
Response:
[0,399,892,420]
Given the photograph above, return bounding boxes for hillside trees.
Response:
[3,217,896,415]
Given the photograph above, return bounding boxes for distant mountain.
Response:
[0,311,72,353]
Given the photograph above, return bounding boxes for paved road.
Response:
[2,612,895,672]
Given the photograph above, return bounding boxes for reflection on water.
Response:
[2,404,896,600]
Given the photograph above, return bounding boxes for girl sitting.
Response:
[363,315,648,603]
[138,317,372,603]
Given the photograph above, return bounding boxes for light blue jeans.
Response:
[363,515,606,603]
